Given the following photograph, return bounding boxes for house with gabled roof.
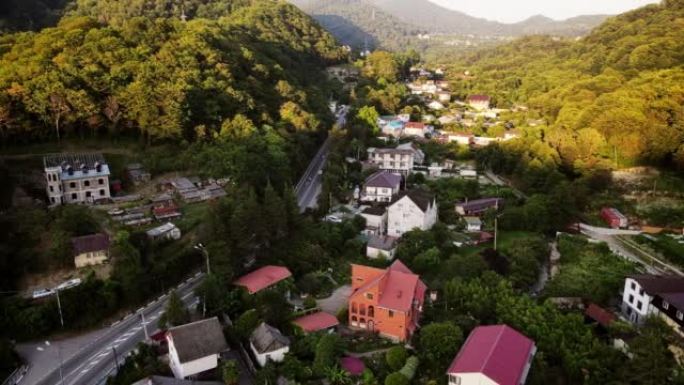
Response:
[72,233,110,268]
[362,171,402,203]
[233,265,292,294]
[348,260,427,342]
[622,275,684,335]
[467,95,491,111]
[292,312,339,334]
[447,324,536,385]
[249,323,290,367]
[387,190,438,236]
[166,317,228,379]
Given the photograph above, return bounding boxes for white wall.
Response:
[168,337,219,379]
[388,196,437,236]
[621,278,652,324]
[363,186,396,202]
[448,372,498,385]
[362,213,388,235]
[250,342,289,367]
[367,246,395,260]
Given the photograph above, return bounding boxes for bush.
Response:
[398,356,419,380]
[303,296,317,309]
[337,307,349,323]
[385,346,408,371]
[384,372,409,385]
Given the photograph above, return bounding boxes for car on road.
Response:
[32,288,55,299]
[108,208,124,216]
[55,278,82,291]
[324,215,343,223]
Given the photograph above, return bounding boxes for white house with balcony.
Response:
[387,190,438,236]
[361,171,402,203]
[621,275,684,334]
[367,147,416,176]
[166,317,228,379]
[44,153,111,205]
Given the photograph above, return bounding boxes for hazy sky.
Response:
[428,0,659,23]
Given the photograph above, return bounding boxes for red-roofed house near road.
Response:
[234,265,292,294]
[601,207,628,229]
[447,325,536,385]
[293,312,339,334]
[348,260,427,342]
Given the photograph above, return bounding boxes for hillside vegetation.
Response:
[448,0,684,172]
[0,0,345,144]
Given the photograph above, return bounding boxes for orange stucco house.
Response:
[348,260,427,342]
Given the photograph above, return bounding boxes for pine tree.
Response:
[159,290,189,328]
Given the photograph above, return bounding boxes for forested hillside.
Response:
[447,0,684,171]
[0,0,346,145]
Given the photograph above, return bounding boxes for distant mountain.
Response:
[291,0,608,49]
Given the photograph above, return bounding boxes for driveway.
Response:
[318,285,351,315]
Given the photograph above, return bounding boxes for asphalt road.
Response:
[295,105,349,212]
[31,272,204,385]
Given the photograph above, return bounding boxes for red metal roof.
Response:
[293,312,339,332]
[405,122,426,129]
[467,95,491,103]
[351,260,426,312]
[448,325,535,385]
[584,303,616,328]
[233,265,292,294]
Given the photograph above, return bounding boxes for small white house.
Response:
[167,317,228,379]
[361,206,388,235]
[249,323,290,367]
[366,235,399,260]
[621,275,684,331]
[146,222,181,241]
[388,190,438,236]
[362,171,402,203]
[464,217,482,232]
[428,101,445,111]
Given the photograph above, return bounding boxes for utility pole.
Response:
[55,289,64,328]
[494,217,498,251]
[112,346,120,369]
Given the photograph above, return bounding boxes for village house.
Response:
[361,206,388,236]
[166,317,228,379]
[348,260,427,342]
[125,163,151,186]
[387,190,438,236]
[403,122,432,138]
[367,147,416,176]
[428,100,445,111]
[396,142,425,165]
[464,217,483,232]
[44,153,111,205]
[72,233,110,268]
[467,95,491,111]
[292,312,339,334]
[366,235,399,260]
[438,115,460,125]
[249,323,290,367]
[455,198,503,216]
[361,171,402,203]
[445,132,473,146]
[621,275,684,335]
[447,324,536,385]
[437,91,452,103]
[146,222,181,241]
[233,265,293,295]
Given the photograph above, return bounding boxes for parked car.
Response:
[324,215,343,223]
[32,288,55,299]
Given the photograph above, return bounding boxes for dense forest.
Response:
[0,0,346,145]
[444,0,684,172]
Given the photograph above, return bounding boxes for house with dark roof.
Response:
[292,312,339,334]
[387,190,438,236]
[361,171,402,203]
[348,260,427,342]
[447,324,536,385]
[622,275,684,334]
[366,235,399,260]
[71,233,109,268]
[455,198,503,217]
[249,322,290,367]
[361,206,388,236]
[166,317,228,379]
[233,265,293,295]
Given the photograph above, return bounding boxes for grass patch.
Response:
[633,234,684,267]
[459,231,538,257]
[344,333,398,353]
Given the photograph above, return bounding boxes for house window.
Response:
[388,310,394,318]
[86,191,92,198]
[368,306,374,318]
[639,289,644,296]
[629,295,634,304]
[100,189,105,196]
[49,186,54,192]
[631,282,636,290]
[366,293,373,300]
[637,301,642,311]
[71,193,77,200]
[678,311,683,321]
[360,304,366,316]
[98,178,104,185]
[69,182,76,188]
[450,375,461,385]
[663,301,670,310]
[50,197,55,203]
[351,303,358,313]
[84,180,90,187]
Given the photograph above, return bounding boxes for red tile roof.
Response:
[448,325,535,385]
[293,312,339,332]
[405,122,426,129]
[234,265,292,294]
[467,95,491,103]
[584,303,616,328]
